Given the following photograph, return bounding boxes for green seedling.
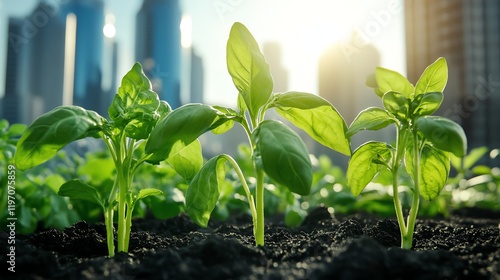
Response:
[15,64,201,256]
[145,22,351,246]
[346,57,467,249]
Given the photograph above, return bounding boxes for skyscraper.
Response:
[26,1,66,120]
[2,0,108,123]
[405,0,500,165]
[59,0,105,114]
[189,48,204,104]
[317,34,387,168]
[136,0,182,108]
[2,18,30,124]
[263,42,288,93]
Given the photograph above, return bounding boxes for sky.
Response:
[0,0,406,107]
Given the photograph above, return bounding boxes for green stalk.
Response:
[254,167,265,246]
[392,166,407,246]
[402,131,422,249]
[104,206,115,257]
[117,167,128,252]
[124,195,134,252]
[392,128,409,248]
[222,155,257,225]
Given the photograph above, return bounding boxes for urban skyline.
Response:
[1,0,499,164]
[405,0,500,166]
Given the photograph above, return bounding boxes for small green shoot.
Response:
[15,63,201,256]
[346,57,467,249]
[145,22,351,246]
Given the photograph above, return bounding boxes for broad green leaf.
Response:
[145,104,231,162]
[185,155,229,227]
[382,91,409,120]
[416,116,467,157]
[211,106,239,134]
[463,146,488,170]
[347,107,395,138]
[45,174,66,194]
[414,57,448,96]
[253,120,312,195]
[271,92,350,156]
[412,92,443,116]
[15,106,104,170]
[7,124,27,138]
[406,144,449,200]
[165,140,203,182]
[108,63,161,139]
[135,188,163,201]
[347,142,392,196]
[227,22,273,118]
[450,146,488,171]
[365,73,384,97]
[237,93,247,113]
[78,156,115,185]
[58,179,104,208]
[375,67,414,98]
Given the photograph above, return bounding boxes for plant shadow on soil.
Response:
[1,207,499,280]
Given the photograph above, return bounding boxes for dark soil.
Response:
[1,207,499,280]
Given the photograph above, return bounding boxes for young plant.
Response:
[346,57,467,249]
[145,22,351,246]
[15,63,201,256]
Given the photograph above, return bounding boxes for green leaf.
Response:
[463,146,488,170]
[375,67,414,98]
[347,142,392,196]
[416,116,467,157]
[382,91,409,119]
[411,92,443,116]
[226,22,273,118]
[145,104,231,162]
[7,124,27,138]
[78,156,115,185]
[108,63,161,139]
[211,106,238,134]
[165,140,203,182]
[15,106,104,170]
[365,73,384,97]
[58,179,104,208]
[406,144,450,200]
[253,120,312,195]
[271,92,351,156]
[414,57,448,96]
[185,155,229,227]
[347,107,395,138]
[135,188,163,201]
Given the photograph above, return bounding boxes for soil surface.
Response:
[1,207,499,280]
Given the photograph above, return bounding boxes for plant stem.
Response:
[392,128,408,248]
[392,167,407,246]
[403,131,422,249]
[223,155,257,223]
[117,168,127,252]
[255,167,265,246]
[104,206,115,257]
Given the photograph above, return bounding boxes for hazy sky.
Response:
[0,0,406,107]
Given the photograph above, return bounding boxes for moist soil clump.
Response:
[2,207,499,280]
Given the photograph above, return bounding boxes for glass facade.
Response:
[136,0,181,108]
[59,0,105,114]
[406,0,500,165]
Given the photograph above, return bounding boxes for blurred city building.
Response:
[2,18,30,124]
[317,33,391,168]
[406,0,500,165]
[1,0,113,123]
[189,48,204,104]
[136,0,182,109]
[263,42,288,93]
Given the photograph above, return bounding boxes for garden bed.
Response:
[2,207,499,280]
